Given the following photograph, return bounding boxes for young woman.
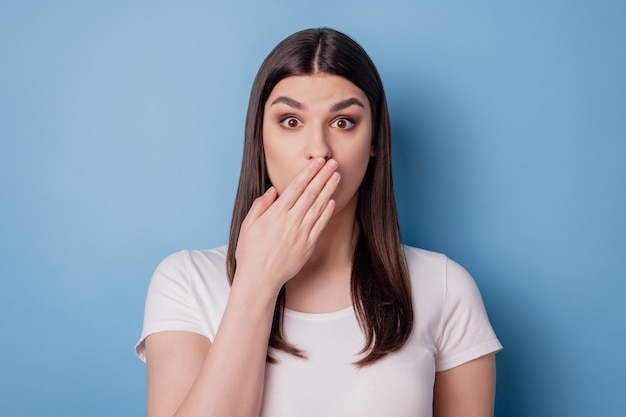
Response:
[136,28,502,417]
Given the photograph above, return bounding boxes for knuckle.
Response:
[303,187,318,201]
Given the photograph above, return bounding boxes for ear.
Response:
[370,146,376,157]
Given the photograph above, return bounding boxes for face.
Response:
[262,74,374,216]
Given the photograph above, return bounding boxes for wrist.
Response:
[230,271,281,312]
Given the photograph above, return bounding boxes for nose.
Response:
[305,126,332,160]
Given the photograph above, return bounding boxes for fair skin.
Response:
[144,74,496,417]
[262,73,374,312]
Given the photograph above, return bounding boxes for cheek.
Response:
[344,154,371,190]
[263,140,298,194]
[334,144,373,199]
[262,124,282,190]
[264,154,288,193]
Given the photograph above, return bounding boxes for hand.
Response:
[234,157,340,293]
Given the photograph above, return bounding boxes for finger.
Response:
[299,171,340,232]
[289,159,339,216]
[242,187,277,226]
[308,199,336,244]
[275,157,327,209]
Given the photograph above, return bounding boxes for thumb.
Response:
[244,187,277,223]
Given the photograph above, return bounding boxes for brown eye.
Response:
[281,117,301,128]
[331,118,354,130]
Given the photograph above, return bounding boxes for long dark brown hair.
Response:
[226,28,413,366]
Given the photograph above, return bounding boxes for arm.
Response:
[145,281,277,417]
[433,353,497,417]
[143,157,339,417]
[145,332,209,417]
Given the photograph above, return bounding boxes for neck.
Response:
[306,195,359,270]
[284,195,359,312]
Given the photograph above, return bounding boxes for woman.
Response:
[136,28,502,417]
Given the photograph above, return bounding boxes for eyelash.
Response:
[331,117,355,130]
[279,116,356,130]
[279,116,302,129]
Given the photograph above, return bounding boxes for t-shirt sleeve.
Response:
[134,250,207,362]
[434,257,502,371]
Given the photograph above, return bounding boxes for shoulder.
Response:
[183,245,229,275]
[153,246,228,281]
[401,246,502,370]
[401,245,487,333]
[402,245,448,271]
[402,244,476,290]
[146,245,230,310]
[136,245,230,359]
[401,245,450,324]
[157,245,228,267]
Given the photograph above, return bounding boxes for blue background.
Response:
[1,1,624,416]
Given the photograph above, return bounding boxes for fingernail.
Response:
[265,186,274,195]
[327,159,338,170]
[313,157,325,167]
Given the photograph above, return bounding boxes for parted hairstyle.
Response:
[226,28,413,366]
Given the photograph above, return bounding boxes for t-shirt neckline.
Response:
[284,305,354,320]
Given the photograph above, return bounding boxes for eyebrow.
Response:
[330,98,365,112]
[270,96,306,110]
[269,96,365,112]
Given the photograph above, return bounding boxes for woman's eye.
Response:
[331,118,354,130]
[280,117,301,128]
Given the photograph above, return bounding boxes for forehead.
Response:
[266,74,369,109]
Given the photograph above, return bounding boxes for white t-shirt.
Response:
[136,245,502,417]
